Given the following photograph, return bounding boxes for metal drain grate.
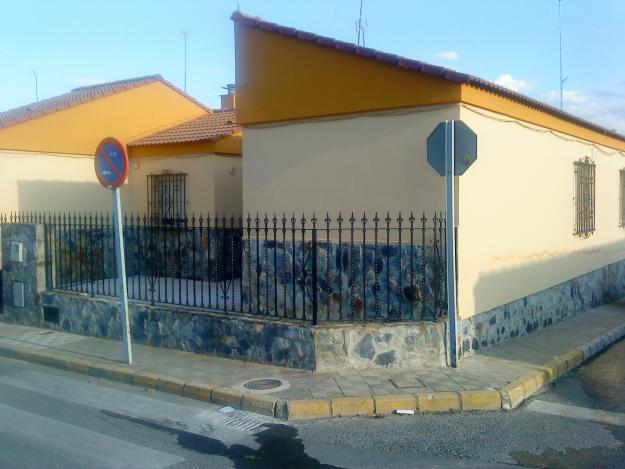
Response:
[214,411,265,433]
[243,378,282,391]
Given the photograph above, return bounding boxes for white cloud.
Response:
[72,77,105,86]
[494,74,531,93]
[434,51,459,61]
[544,86,625,134]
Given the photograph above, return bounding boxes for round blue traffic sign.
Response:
[94,137,128,189]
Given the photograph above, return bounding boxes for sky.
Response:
[1,0,624,132]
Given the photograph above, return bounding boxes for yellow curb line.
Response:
[459,390,502,411]
[2,322,623,420]
[330,396,375,417]
[132,371,161,389]
[157,376,186,395]
[211,387,244,407]
[183,382,214,401]
[417,391,461,412]
[373,394,417,416]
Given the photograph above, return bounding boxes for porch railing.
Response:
[1,212,447,324]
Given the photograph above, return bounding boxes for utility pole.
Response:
[32,70,39,102]
[180,29,190,92]
[558,0,567,111]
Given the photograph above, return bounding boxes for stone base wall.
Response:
[459,258,625,358]
[36,291,316,369]
[1,288,450,371]
[0,223,46,326]
[315,320,447,372]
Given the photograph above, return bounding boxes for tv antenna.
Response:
[355,0,367,46]
[558,0,568,110]
[180,29,190,92]
[32,69,39,102]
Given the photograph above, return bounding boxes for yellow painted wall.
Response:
[234,22,461,126]
[0,149,242,216]
[242,105,458,219]
[126,154,242,217]
[460,86,625,153]
[234,20,625,156]
[0,81,207,154]
[128,133,242,158]
[0,150,110,213]
[456,104,625,319]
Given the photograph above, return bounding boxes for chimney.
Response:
[220,84,236,110]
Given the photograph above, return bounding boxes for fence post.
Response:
[311,223,318,325]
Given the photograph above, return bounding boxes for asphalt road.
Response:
[0,339,624,468]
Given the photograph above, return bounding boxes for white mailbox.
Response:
[10,242,24,263]
[13,282,24,307]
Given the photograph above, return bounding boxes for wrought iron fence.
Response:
[1,211,447,324]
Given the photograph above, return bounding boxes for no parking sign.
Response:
[94,137,128,189]
[95,137,132,364]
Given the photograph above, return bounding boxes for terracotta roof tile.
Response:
[128,110,240,146]
[231,11,625,143]
[0,74,210,130]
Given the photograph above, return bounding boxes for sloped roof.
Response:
[232,11,625,143]
[128,110,239,146]
[0,75,210,130]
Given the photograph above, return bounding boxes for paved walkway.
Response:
[1,300,624,402]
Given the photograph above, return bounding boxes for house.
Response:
[126,97,242,221]
[0,75,242,218]
[232,12,625,358]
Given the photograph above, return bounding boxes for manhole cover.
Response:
[243,378,283,390]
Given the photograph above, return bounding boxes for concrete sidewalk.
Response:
[1,300,625,420]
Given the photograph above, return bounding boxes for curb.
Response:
[1,321,624,421]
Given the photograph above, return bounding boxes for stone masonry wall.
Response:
[458,258,625,358]
[1,223,46,326]
[315,319,447,372]
[38,290,316,369]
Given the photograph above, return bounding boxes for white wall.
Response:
[457,105,625,319]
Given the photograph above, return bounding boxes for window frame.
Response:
[147,171,188,226]
[573,157,595,237]
[620,168,625,228]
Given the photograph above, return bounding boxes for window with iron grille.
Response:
[620,169,625,227]
[147,172,187,226]
[574,157,595,237]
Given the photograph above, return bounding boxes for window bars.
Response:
[2,211,447,324]
[147,172,187,226]
[574,157,595,237]
[620,169,625,228]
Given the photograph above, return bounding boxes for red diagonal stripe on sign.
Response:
[98,150,123,180]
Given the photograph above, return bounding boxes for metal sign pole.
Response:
[112,187,133,364]
[445,120,458,368]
